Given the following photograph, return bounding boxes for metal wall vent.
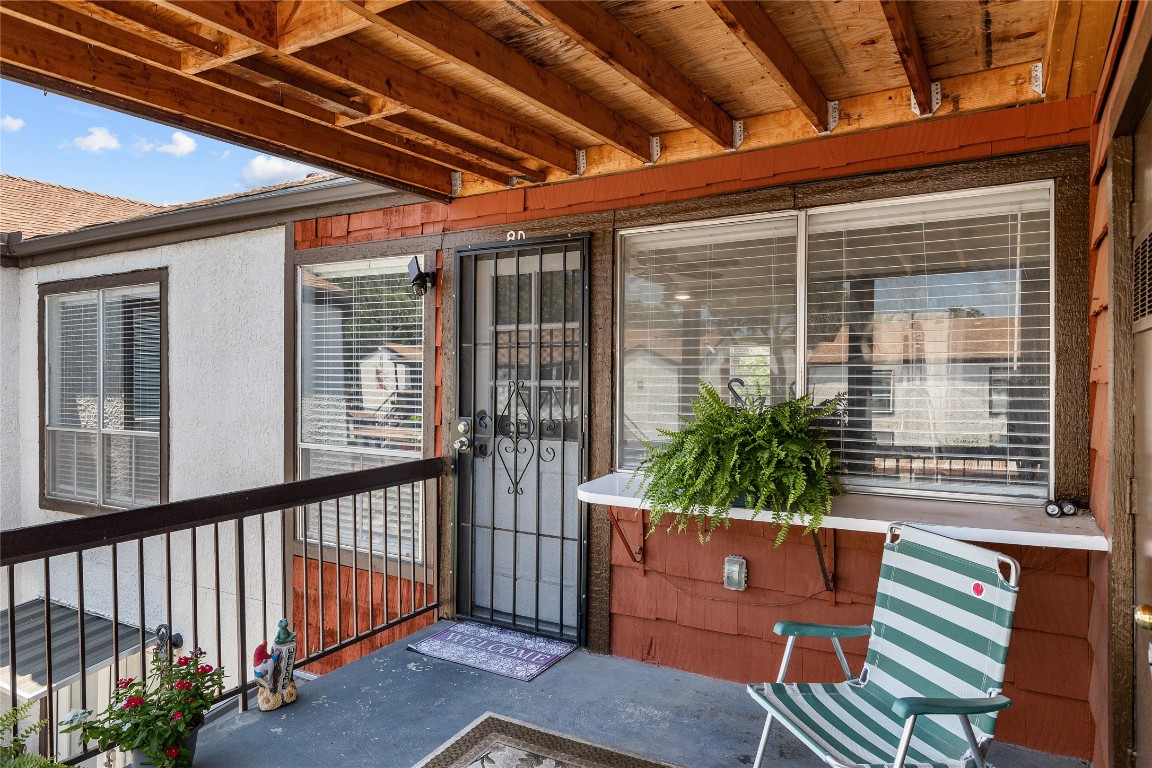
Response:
[1137,230,1152,322]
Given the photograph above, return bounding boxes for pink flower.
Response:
[116,677,133,689]
[122,697,145,709]
[165,747,180,758]
[171,711,182,720]
[197,664,213,674]
[176,656,191,667]
[174,680,191,690]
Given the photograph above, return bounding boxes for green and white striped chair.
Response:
[747,523,1020,768]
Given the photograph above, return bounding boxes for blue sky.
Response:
[0,79,325,205]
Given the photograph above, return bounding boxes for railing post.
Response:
[235,518,247,713]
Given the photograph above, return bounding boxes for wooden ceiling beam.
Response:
[1044,0,1082,102]
[83,0,261,73]
[879,0,934,115]
[707,0,830,132]
[151,1,580,172]
[203,66,526,183]
[291,38,580,173]
[0,15,452,198]
[343,1,652,162]
[524,0,734,149]
[157,1,278,48]
[3,1,184,71]
[381,114,544,182]
[231,57,374,119]
[276,0,378,54]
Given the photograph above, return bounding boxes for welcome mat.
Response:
[413,713,684,768]
[408,621,575,681]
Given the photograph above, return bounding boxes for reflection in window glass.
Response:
[45,283,161,508]
[299,258,424,558]
[619,216,798,467]
[806,186,1051,498]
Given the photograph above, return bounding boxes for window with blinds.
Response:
[616,183,1054,503]
[807,186,1052,499]
[298,258,425,559]
[619,215,798,467]
[45,283,162,508]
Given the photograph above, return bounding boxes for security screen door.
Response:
[454,236,588,642]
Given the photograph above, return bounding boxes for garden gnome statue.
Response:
[252,619,298,711]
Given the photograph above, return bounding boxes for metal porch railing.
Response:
[0,456,449,764]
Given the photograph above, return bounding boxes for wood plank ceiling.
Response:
[0,0,1119,201]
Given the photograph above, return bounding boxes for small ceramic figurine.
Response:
[252,619,298,711]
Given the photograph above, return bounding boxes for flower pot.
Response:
[127,729,198,767]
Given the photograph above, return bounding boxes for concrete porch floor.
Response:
[194,622,1089,768]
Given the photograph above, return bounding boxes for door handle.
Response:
[1136,604,1152,631]
[454,436,472,453]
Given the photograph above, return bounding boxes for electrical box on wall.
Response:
[724,555,747,591]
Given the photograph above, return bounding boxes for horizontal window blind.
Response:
[299,259,424,556]
[806,186,1052,499]
[619,216,798,467]
[45,284,161,507]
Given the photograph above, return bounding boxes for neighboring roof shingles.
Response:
[0,174,162,238]
[1,172,347,242]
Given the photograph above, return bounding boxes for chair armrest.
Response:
[893,695,1012,719]
[773,621,871,638]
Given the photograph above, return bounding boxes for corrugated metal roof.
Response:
[0,599,153,698]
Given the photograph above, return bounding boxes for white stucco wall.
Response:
[0,265,20,530]
[1,227,288,691]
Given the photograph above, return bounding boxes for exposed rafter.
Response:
[84,1,262,73]
[1043,0,1082,101]
[524,0,734,149]
[153,0,581,172]
[343,1,652,163]
[0,14,452,198]
[879,0,934,116]
[707,0,830,132]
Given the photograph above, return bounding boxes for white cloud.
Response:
[213,149,232,160]
[157,131,196,157]
[133,137,155,153]
[70,127,120,153]
[241,155,316,186]
[0,115,24,132]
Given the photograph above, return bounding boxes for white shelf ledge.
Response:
[577,473,1109,551]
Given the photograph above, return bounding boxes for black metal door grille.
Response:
[454,236,589,642]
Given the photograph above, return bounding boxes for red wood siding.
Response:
[292,556,436,675]
[610,511,1096,759]
[295,97,1092,252]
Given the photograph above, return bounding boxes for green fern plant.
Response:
[632,382,842,546]
[0,700,56,766]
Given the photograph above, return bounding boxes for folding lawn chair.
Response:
[747,523,1020,768]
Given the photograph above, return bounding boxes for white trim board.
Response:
[578,472,1109,551]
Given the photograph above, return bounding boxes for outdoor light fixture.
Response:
[408,256,436,298]
[723,555,747,591]
[674,293,690,301]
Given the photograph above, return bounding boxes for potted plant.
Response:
[61,647,224,768]
[633,381,842,545]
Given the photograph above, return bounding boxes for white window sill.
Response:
[576,473,1109,552]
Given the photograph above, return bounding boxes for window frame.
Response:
[614,180,1057,504]
[38,268,168,516]
[294,257,429,566]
